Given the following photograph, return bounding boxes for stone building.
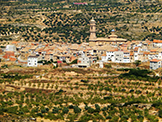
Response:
[89,18,127,47]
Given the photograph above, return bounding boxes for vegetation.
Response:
[1,0,162,44]
[0,66,161,121]
[1,0,162,121]
[119,68,158,82]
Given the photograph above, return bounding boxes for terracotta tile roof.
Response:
[143,52,150,55]
[11,41,18,44]
[150,49,157,52]
[3,51,15,59]
[130,52,134,56]
[153,40,162,43]
[134,47,139,51]
[150,59,161,62]
[9,56,16,61]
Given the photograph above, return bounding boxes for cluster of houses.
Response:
[1,19,162,70]
[0,39,162,70]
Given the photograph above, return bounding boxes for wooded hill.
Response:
[1,0,162,43]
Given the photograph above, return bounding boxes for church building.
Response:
[89,18,127,47]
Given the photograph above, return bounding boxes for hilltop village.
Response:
[1,18,162,122]
[0,18,162,70]
[2,0,162,121]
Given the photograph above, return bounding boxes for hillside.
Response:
[1,0,162,44]
[0,66,162,121]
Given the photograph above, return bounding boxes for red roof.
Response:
[143,52,150,55]
[9,56,16,61]
[57,61,62,63]
[153,40,162,43]
[150,59,161,62]
[130,52,134,56]
[3,51,15,59]
[150,50,157,52]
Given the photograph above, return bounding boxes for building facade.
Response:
[150,59,161,70]
[27,56,38,67]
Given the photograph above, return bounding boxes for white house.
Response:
[115,51,123,63]
[77,54,91,68]
[27,56,38,67]
[6,45,16,52]
[153,40,162,47]
[158,50,162,60]
[150,59,161,70]
[134,47,140,61]
[123,51,130,63]
[101,53,107,62]
[106,50,115,62]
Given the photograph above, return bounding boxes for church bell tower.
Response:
[89,17,96,41]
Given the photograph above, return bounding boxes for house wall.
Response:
[28,57,38,67]
[115,51,123,63]
[106,51,115,61]
[150,61,161,70]
[154,43,162,47]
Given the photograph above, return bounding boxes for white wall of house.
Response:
[154,43,162,47]
[101,56,107,62]
[158,52,162,59]
[6,45,16,52]
[123,52,130,63]
[134,52,138,61]
[106,51,115,62]
[123,57,130,63]
[27,56,38,67]
[78,55,91,68]
[115,51,123,63]
[150,61,161,70]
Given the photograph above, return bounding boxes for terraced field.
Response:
[0,66,162,122]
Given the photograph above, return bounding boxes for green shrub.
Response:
[52,107,59,113]
[106,115,112,119]
[37,112,43,117]
[70,59,78,64]
[95,104,100,112]
[158,110,162,118]
[62,107,69,114]
[73,106,81,113]
[68,105,74,109]
[87,107,95,113]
